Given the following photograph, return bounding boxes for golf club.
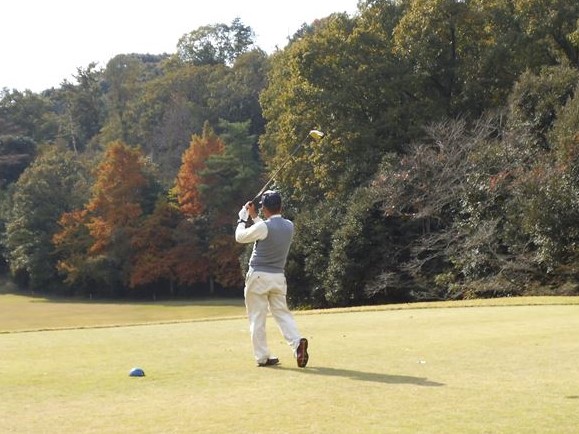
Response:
[252,129,325,207]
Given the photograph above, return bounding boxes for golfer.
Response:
[235,190,309,368]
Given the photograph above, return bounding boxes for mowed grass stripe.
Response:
[2,293,578,333]
[1,300,578,433]
[0,294,247,333]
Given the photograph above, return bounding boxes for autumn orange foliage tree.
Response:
[86,141,149,253]
[54,122,260,296]
[174,121,225,217]
[171,123,228,290]
[53,141,157,294]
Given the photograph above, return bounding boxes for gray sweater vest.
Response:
[249,217,294,273]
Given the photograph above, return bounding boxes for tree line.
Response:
[1,0,579,306]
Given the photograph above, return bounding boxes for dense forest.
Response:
[1,0,579,307]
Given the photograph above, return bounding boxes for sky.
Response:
[1,0,360,93]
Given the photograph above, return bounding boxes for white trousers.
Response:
[244,270,301,364]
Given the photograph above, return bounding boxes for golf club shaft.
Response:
[251,130,324,207]
[253,141,304,203]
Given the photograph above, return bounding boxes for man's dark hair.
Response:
[261,190,282,213]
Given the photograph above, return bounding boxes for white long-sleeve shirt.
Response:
[235,215,273,244]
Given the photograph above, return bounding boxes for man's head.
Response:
[260,190,282,214]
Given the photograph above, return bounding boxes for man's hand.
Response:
[238,205,249,222]
[245,201,258,220]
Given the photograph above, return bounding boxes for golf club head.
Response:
[309,130,325,141]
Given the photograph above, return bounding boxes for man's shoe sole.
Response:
[297,338,309,368]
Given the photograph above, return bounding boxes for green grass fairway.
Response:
[1,297,578,433]
[0,293,246,332]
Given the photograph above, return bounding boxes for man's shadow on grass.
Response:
[279,365,444,387]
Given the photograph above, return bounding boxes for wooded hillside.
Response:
[1,1,579,306]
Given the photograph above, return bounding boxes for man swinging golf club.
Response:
[235,190,309,368]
